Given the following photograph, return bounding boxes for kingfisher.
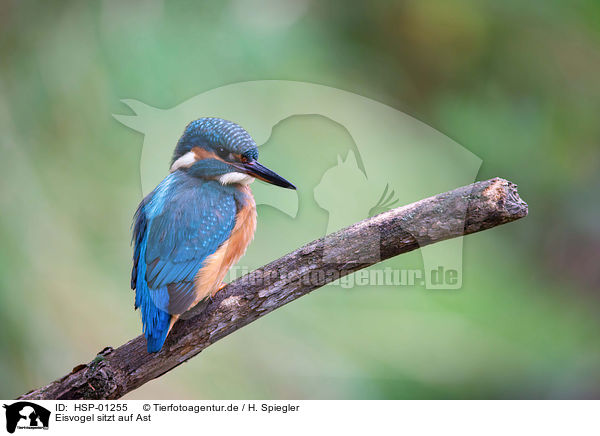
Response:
[131,118,295,353]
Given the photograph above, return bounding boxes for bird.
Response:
[131,118,296,353]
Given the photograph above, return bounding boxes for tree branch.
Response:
[18,177,528,400]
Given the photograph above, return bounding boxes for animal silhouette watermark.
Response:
[115,80,482,301]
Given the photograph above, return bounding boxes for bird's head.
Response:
[170,118,295,189]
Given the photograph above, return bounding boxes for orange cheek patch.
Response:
[192,147,221,161]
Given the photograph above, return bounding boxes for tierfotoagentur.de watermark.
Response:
[227,265,460,289]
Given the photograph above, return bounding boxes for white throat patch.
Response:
[219,172,255,185]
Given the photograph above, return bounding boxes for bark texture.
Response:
[18,177,528,400]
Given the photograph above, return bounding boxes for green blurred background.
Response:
[1,0,599,399]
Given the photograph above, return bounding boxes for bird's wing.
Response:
[132,175,237,343]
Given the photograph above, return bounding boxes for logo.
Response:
[3,402,50,434]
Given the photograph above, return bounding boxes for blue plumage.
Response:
[131,118,295,353]
[132,171,238,352]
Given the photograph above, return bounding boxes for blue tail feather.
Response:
[133,224,172,353]
[145,309,171,353]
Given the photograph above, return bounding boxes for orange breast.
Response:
[193,185,257,302]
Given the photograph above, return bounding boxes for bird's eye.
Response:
[215,146,236,161]
[216,146,228,158]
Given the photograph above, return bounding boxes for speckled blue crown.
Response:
[172,118,259,164]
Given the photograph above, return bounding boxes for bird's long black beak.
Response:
[236,160,296,189]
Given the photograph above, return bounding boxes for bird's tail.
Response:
[135,281,172,353]
[144,309,171,353]
[133,233,172,353]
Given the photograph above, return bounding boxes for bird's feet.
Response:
[210,282,227,299]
